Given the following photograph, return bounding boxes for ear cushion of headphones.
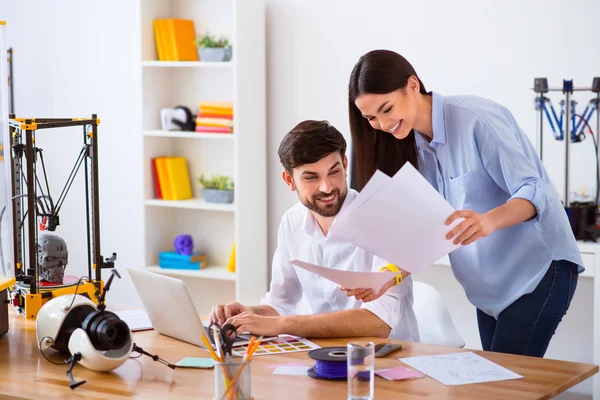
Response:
[175,105,195,131]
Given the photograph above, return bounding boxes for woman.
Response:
[346,49,583,357]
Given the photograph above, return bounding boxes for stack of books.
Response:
[159,251,208,270]
[196,101,233,134]
[153,19,199,61]
[151,156,192,200]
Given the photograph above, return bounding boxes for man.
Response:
[209,120,419,341]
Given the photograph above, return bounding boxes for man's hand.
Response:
[445,209,497,246]
[209,301,250,325]
[225,312,283,337]
[340,276,396,303]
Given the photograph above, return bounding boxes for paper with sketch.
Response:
[290,260,397,294]
[400,352,523,386]
[330,163,461,273]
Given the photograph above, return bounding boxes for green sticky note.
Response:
[175,357,215,369]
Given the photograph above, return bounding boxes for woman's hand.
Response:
[445,209,497,246]
[340,276,396,303]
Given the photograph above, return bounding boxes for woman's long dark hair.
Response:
[348,50,429,190]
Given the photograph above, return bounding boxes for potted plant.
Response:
[198,174,234,203]
[195,32,232,62]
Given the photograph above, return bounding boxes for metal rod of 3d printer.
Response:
[539,98,544,161]
[91,115,101,282]
[565,89,571,207]
[83,125,92,282]
[25,121,37,294]
[597,93,600,206]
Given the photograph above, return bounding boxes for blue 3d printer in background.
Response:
[533,77,600,241]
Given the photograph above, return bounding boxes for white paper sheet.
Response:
[290,260,397,294]
[399,352,523,386]
[330,163,462,273]
[114,309,153,331]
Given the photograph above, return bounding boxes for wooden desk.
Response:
[0,308,597,400]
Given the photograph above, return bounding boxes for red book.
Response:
[151,158,163,199]
[195,126,232,134]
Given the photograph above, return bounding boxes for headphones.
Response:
[172,106,195,131]
[160,105,195,132]
[80,309,130,351]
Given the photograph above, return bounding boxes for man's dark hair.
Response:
[278,120,347,172]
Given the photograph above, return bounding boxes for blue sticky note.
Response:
[175,357,215,369]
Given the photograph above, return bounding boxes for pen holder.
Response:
[214,358,252,400]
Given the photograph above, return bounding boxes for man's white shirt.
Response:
[260,189,420,342]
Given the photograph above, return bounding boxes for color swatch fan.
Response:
[231,336,320,358]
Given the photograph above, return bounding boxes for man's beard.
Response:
[301,187,347,217]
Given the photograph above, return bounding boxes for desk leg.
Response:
[595,267,600,400]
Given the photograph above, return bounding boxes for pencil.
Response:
[201,336,220,362]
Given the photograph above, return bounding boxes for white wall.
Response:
[265,0,600,398]
[1,0,144,306]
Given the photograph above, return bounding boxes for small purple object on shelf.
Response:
[174,234,194,255]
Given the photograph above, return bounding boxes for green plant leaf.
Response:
[198,173,234,190]
[195,32,231,48]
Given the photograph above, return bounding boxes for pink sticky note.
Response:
[375,366,424,381]
[266,362,305,370]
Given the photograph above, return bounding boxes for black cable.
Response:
[55,147,86,212]
[37,149,55,213]
[55,147,87,215]
[131,344,176,369]
[38,336,67,366]
[14,166,44,216]
[65,276,90,311]
[34,169,51,214]
[19,210,27,230]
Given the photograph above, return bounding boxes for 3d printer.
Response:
[6,115,116,319]
[533,77,600,241]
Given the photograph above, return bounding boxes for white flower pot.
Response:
[198,47,232,62]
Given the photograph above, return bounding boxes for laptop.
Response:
[127,267,277,348]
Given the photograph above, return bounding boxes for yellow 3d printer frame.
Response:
[7,115,116,319]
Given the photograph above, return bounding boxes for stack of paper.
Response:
[329,163,462,273]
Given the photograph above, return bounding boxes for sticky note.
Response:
[375,365,424,381]
[175,357,215,369]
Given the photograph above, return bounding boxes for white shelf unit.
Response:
[146,265,235,281]
[139,0,267,313]
[143,130,235,140]
[144,198,236,212]
[141,60,234,68]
